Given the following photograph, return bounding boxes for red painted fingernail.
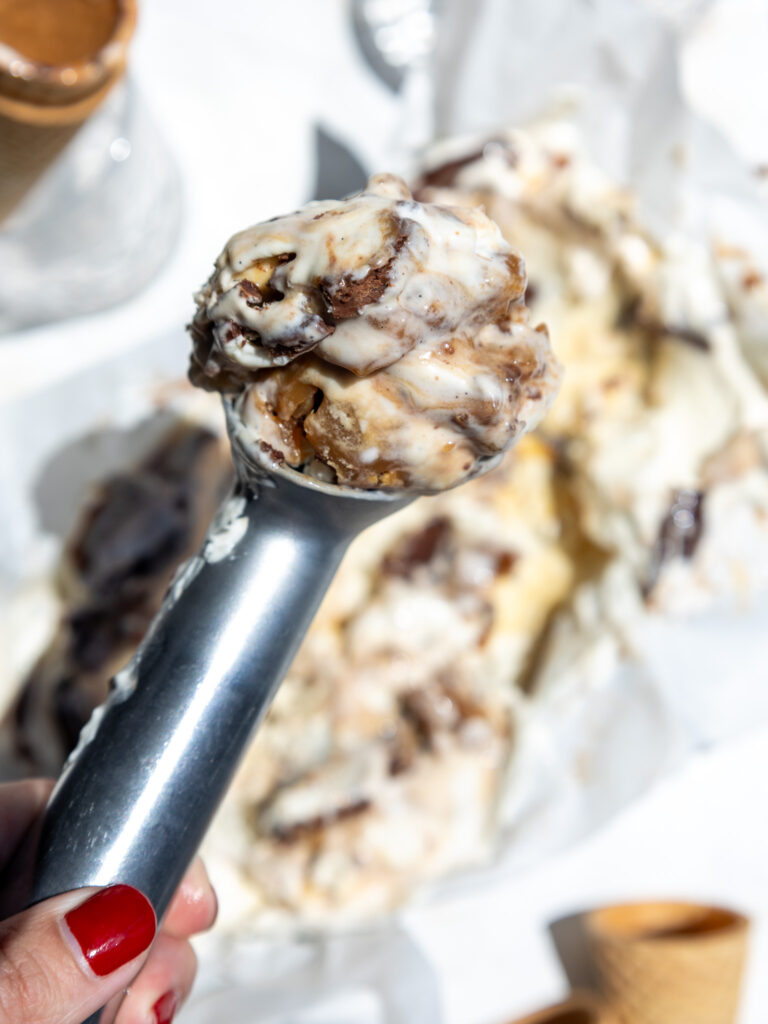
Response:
[152,990,179,1024]
[64,884,156,976]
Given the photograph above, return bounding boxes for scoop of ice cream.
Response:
[189,173,560,492]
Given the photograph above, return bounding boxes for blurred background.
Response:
[1,1,767,1022]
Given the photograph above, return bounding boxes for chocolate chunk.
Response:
[324,264,393,318]
[189,288,336,391]
[142,426,218,482]
[645,488,705,595]
[67,596,154,673]
[416,149,485,191]
[415,138,516,192]
[382,517,452,578]
[239,279,264,307]
[73,474,189,597]
[524,281,539,306]
[322,231,406,319]
[399,685,460,750]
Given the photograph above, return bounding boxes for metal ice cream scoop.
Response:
[26,435,410,1019]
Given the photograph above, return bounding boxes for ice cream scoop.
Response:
[29,463,411,914]
[27,177,558,1022]
[191,173,560,491]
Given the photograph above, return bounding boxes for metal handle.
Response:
[28,474,400,916]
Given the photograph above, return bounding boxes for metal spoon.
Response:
[25,416,411,1020]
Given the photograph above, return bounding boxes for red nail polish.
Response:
[64,884,156,976]
[152,990,178,1024]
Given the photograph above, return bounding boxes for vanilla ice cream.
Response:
[190,173,560,493]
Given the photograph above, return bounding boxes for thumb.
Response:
[0,884,156,1024]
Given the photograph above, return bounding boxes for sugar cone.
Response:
[586,901,749,1024]
[0,0,135,221]
[508,991,616,1024]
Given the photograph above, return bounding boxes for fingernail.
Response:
[152,990,179,1024]
[64,884,156,976]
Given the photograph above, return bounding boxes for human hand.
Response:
[0,779,217,1024]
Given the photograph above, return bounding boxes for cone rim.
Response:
[586,900,749,946]
[0,0,135,118]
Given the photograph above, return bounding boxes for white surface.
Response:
[2,1,768,1021]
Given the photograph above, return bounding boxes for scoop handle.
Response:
[28,475,405,917]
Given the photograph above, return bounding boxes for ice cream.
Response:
[190,173,560,493]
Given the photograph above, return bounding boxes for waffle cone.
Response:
[0,113,76,221]
[509,991,616,1024]
[586,902,749,1024]
[0,65,127,221]
[0,0,135,221]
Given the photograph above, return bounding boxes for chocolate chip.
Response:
[239,279,264,307]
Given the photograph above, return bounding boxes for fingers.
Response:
[163,857,217,939]
[114,933,197,1024]
[0,885,156,1024]
[0,779,54,865]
